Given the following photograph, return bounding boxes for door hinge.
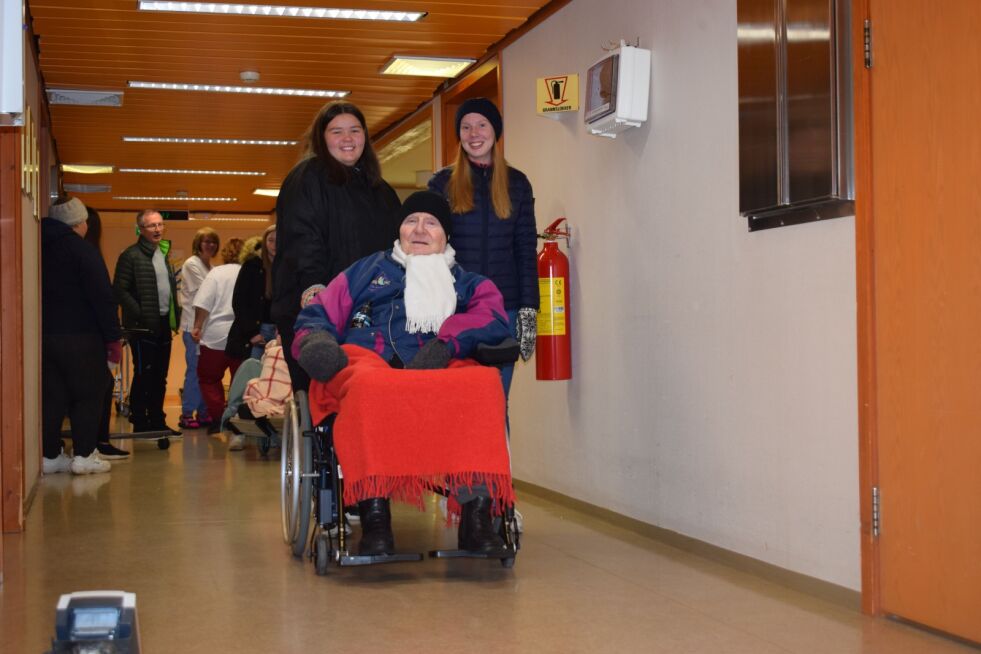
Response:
[863,19,873,69]
[872,485,881,537]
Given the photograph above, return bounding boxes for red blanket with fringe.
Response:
[308,345,514,512]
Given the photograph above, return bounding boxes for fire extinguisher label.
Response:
[537,277,566,336]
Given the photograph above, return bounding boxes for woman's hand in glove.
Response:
[516,307,538,361]
[297,331,348,382]
[407,339,451,370]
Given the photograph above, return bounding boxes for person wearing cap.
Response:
[41,197,122,475]
[428,97,540,405]
[113,209,182,436]
[292,190,511,556]
[272,101,402,392]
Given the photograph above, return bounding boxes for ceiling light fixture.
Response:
[123,136,298,146]
[65,184,111,193]
[119,168,266,176]
[253,188,280,197]
[380,56,475,78]
[47,89,123,107]
[61,164,114,174]
[138,1,425,22]
[128,80,348,98]
[113,195,237,202]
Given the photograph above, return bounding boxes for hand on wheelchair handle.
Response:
[517,307,537,361]
[297,331,348,382]
[406,338,452,370]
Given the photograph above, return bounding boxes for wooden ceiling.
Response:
[29,0,552,213]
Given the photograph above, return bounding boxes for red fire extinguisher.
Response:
[536,218,571,380]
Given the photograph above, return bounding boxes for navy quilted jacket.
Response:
[429,162,539,311]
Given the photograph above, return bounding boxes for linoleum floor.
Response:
[1,427,973,653]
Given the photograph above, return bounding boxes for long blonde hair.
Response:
[446,144,512,219]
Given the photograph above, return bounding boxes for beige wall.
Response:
[502,0,860,589]
[98,212,273,401]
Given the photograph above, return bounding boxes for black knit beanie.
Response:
[455,97,503,141]
[401,191,453,238]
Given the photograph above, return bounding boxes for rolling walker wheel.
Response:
[157,437,170,450]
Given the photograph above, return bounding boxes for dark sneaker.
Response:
[152,424,183,438]
[97,442,130,460]
[196,413,214,428]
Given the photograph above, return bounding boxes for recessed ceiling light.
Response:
[253,188,280,197]
[113,195,237,202]
[61,164,114,174]
[128,80,348,98]
[47,89,123,107]
[119,168,266,176]
[380,56,475,78]
[138,1,425,22]
[123,136,298,146]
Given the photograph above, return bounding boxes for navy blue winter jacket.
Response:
[428,162,539,312]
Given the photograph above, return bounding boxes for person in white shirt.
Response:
[178,227,220,429]
[191,238,244,435]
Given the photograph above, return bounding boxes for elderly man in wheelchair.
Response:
[288,191,519,568]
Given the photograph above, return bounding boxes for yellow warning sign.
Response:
[537,277,567,336]
[536,74,579,115]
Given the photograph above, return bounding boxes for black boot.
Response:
[457,496,505,553]
[357,497,395,555]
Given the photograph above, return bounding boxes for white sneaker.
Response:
[70,452,111,475]
[228,434,245,451]
[514,509,524,534]
[42,452,72,474]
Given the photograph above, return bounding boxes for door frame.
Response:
[851,0,881,616]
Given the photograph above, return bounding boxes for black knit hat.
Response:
[455,97,503,141]
[401,191,453,238]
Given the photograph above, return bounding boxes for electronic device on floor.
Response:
[47,590,141,653]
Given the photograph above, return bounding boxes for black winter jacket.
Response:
[41,218,122,343]
[113,237,179,333]
[428,162,539,311]
[225,255,271,359]
[271,156,401,325]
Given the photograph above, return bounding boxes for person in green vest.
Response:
[112,209,182,436]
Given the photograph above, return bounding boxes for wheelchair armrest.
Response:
[473,338,520,367]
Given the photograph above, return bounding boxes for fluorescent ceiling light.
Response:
[61,164,114,174]
[128,80,348,98]
[380,56,475,78]
[253,188,280,197]
[113,195,237,202]
[119,168,266,176]
[138,1,425,22]
[47,89,123,107]
[123,136,298,146]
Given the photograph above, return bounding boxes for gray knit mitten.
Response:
[297,331,348,382]
[407,339,452,370]
[516,307,538,361]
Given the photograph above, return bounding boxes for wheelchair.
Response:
[280,341,521,575]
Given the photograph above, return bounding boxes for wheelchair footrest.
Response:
[428,547,515,560]
[338,552,424,566]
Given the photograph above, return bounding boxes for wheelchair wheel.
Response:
[259,436,271,457]
[281,393,314,558]
[314,531,332,576]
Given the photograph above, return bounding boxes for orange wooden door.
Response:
[866,0,981,642]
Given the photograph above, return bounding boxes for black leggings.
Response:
[42,334,111,458]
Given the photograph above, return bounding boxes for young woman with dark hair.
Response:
[271,100,402,390]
